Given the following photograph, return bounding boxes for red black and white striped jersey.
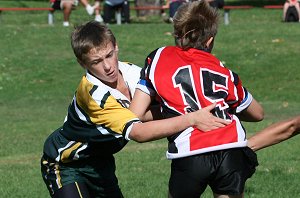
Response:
[137,46,252,159]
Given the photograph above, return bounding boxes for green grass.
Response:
[0,1,300,197]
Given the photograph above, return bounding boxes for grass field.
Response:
[0,1,299,197]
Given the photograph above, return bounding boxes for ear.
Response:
[115,43,119,52]
[205,37,214,48]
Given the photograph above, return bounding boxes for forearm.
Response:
[248,116,300,152]
[129,103,231,142]
[163,0,170,7]
[129,112,194,142]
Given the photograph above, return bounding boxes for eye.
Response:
[90,59,102,66]
[107,53,113,58]
[106,51,115,58]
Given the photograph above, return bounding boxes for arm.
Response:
[129,89,160,121]
[129,102,230,142]
[128,89,231,142]
[162,0,170,9]
[237,98,264,122]
[140,104,163,121]
[248,115,300,152]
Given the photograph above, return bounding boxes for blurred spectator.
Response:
[163,0,187,23]
[81,0,103,23]
[50,0,103,27]
[50,0,77,26]
[283,0,300,22]
[206,0,224,9]
[162,0,224,23]
[103,0,130,24]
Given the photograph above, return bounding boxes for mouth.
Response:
[107,70,116,77]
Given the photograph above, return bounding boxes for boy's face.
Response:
[82,41,119,86]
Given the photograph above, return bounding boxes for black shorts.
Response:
[169,147,258,197]
[41,155,123,198]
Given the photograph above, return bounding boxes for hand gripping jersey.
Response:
[137,46,253,159]
[43,62,141,163]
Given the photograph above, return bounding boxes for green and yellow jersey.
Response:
[43,61,141,163]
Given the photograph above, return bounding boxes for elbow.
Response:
[245,109,264,122]
[251,106,264,122]
[240,99,264,122]
[254,104,265,121]
[132,137,147,143]
[256,110,264,122]
[128,122,160,143]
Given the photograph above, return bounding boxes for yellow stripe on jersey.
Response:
[60,142,82,163]
[76,76,138,135]
[54,164,62,188]
[75,182,83,198]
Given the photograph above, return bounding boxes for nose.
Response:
[103,59,111,71]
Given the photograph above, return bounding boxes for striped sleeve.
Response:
[229,71,253,113]
[136,48,160,96]
[76,76,140,135]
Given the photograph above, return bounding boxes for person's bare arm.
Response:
[162,0,170,9]
[248,115,300,152]
[237,98,264,122]
[129,103,231,142]
[129,89,162,121]
[128,89,231,142]
[130,89,231,129]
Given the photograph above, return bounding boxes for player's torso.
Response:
[147,46,248,158]
[44,62,141,162]
[150,46,234,118]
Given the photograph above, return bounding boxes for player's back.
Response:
[145,46,252,159]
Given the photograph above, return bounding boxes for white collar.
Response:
[85,62,130,101]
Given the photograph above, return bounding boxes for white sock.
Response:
[86,4,94,15]
[95,15,103,23]
[63,21,70,27]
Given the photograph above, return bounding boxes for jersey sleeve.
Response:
[76,76,139,138]
[228,71,253,113]
[136,49,159,96]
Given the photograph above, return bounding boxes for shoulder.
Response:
[148,46,173,55]
[119,61,141,73]
[145,46,171,64]
[118,61,141,85]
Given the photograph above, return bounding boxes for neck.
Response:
[116,72,132,101]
